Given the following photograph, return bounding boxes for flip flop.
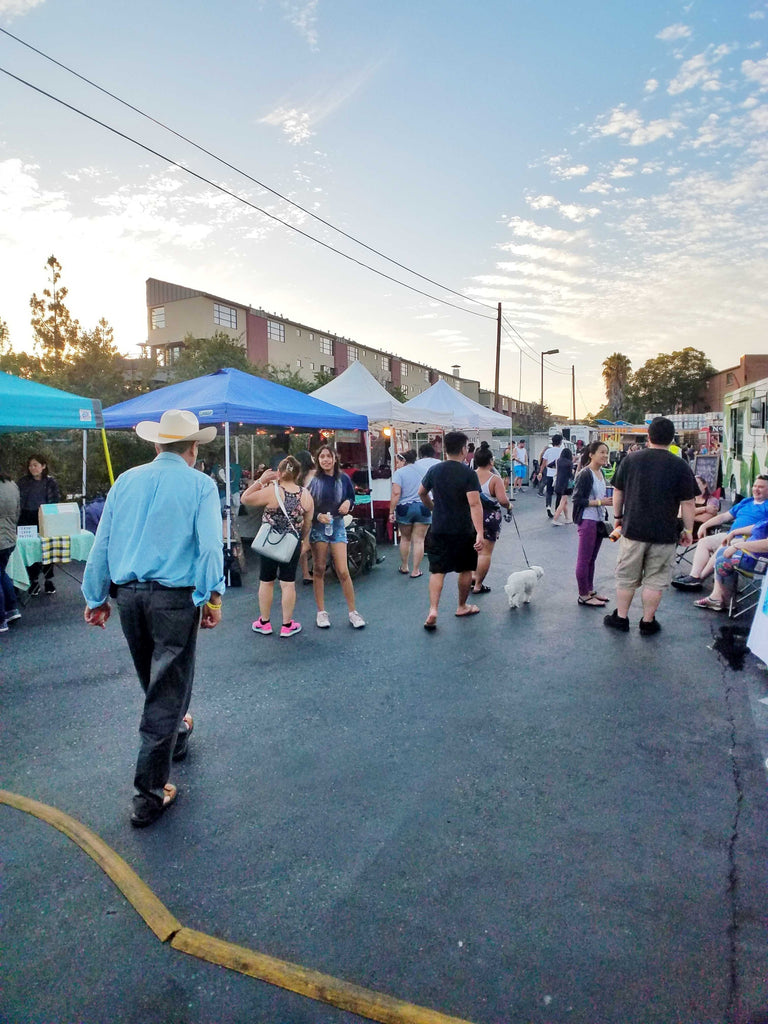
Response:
[694,596,724,611]
[398,567,410,575]
[578,596,606,607]
[455,605,480,617]
[473,584,491,594]
[130,783,178,828]
[410,571,423,578]
[423,616,438,631]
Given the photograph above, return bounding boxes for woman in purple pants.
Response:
[571,442,613,607]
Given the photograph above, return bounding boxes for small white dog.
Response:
[504,565,545,609]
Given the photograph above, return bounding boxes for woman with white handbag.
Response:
[241,456,313,638]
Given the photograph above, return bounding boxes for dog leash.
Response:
[505,499,532,569]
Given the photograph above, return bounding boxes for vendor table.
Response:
[8,532,95,591]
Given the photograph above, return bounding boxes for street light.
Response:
[540,349,559,406]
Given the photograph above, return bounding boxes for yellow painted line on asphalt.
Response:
[0,790,476,1024]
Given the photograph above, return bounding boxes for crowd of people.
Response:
[1,406,744,828]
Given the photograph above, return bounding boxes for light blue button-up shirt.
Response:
[82,452,225,608]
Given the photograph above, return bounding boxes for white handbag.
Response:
[251,483,301,564]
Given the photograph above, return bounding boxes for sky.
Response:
[0,0,766,418]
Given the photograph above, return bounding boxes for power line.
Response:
[0,27,502,318]
[0,65,500,322]
[501,315,571,374]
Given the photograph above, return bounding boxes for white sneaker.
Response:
[316,610,331,628]
[348,610,366,629]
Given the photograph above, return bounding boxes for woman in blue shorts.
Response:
[389,449,431,578]
[307,446,365,629]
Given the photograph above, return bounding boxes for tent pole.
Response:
[101,428,115,486]
[82,430,87,530]
[365,430,374,521]
[250,435,254,478]
[224,423,232,582]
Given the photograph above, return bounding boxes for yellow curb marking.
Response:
[0,790,475,1024]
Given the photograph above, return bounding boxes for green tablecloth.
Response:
[8,532,95,591]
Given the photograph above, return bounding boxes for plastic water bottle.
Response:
[324,516,334,538]
[609,524,622,542]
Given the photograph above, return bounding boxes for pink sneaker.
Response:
[280,620,302,638]
[251,617,273,635]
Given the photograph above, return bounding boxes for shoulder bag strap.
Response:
[273,482,300,537]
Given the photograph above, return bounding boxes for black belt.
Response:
[116,581,193,592]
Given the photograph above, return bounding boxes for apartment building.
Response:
[145,278,527,416]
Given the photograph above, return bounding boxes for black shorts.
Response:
[425,532,478,575]
[259,546,301,583]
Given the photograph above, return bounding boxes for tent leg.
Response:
[82,430,87,530]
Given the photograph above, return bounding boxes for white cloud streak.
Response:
[656,23,692,42]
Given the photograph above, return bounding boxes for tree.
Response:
[386,382,408,403]
[30,255,80,364]
[602,353,632,421]
[0,318,40,379]
[525,402,552,432]
[630,347,715,416]
[312,368,336,390]
[168,332,256,383]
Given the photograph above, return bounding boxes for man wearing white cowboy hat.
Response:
[82,409,225,828]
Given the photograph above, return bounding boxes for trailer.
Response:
[722,378,768,503]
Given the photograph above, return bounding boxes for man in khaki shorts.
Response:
[604,416,697,635]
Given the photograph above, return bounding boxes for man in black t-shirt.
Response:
[604,416,697,636]
[418,431,484,630]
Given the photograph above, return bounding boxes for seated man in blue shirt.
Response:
[82,410,225,828]
[671,475,768,591]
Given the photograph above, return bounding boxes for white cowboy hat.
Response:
[135,409,217,445]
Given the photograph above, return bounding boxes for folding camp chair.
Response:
[728,556,768,620]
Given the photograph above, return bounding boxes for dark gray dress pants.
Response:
[116,585,199,816]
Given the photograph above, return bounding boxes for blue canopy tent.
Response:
[0,371,104,525]
[0,370,103,432]
[102,367,369,558]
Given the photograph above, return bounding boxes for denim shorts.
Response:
[310,517,348,544]
[396,501,432,526]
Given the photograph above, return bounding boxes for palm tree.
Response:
[602,353,632,420]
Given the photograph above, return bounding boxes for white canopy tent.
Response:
[312,361,451,513]
[402,378,513,432]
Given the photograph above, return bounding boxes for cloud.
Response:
[609,158,639,178]
[592,104,682,145]
[280,0,320,48]
[748,10,765,18]
[656,23,692,42]
[668,51,725,95]
[526,195,600,222]
[497,243,584,267]
[742,56,768,91]
[547,156,590,179]
[506,217,584,243]
[259,61,384,144]
[0,0,44,14]
[259,107,314,145]
[644,78,659,94]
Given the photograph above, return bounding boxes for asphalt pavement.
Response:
[2,486,767,1024]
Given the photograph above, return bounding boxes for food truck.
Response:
[722,378,768,502]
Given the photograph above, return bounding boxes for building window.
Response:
[296,359,302,368]
[297,329,301,337]
[424,369,430,381]
[401,364,408,377]
[347,345,359,362]
[151,306,165,329]
[308,333,314,342]
[402,385,408,395]
[320,364,332,374]
[320,337,332,356]
[309,361,315,370]
[213,303,237,329]
[381,355,391,371]
[267,320,285,343]
[454,380,461,390]
[726,372,735,385]
[158,342,183,367]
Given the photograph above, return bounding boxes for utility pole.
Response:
[493,303,501,412]
[572,365,576,423]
